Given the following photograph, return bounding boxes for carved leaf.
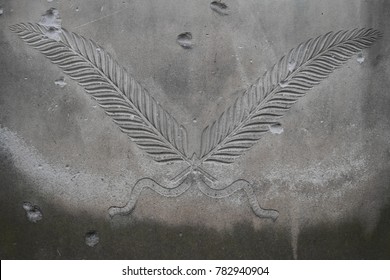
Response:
[10,23,189,163]
[200,28,382,164]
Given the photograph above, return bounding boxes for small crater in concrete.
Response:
[288,59,296,72]
[269,123,284,134]
[22,202,34,211]
[45,28,62,41]
[39,8,62,41]
[0,7,4,16]
[85,230,99,247]
[279,80,289,88]
[357,52,365,64]
[22,202,43,223]
[177,32,193,49]
[39,8,61,29]
[54,76,67,88]
[210,1,229,15]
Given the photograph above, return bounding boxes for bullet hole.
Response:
[357,52,365,64]
[269,123,284,134]
[22,202,43,223]
[177,32,193,49]
[54,76,67,88]
[85,230,99,247]
[210,1,229,15]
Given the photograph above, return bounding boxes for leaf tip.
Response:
[376,30,384,39]
[8,24,19,32]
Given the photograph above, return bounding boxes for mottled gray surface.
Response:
[0,0,390,259]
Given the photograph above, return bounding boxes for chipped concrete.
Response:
[22,201,43,223]
[176,32,193,49]
[1,0,390,259]
[85,230,99,247]
[210,1,229,16]
[54,76,67,88]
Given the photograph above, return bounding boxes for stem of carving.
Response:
[108,175,194,217]
[171,166,216,183]
[198,178,279,221]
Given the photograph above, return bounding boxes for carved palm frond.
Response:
[199,28,382,164]
[10,23,189,163]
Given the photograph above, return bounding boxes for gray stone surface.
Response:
[0,0,389,259]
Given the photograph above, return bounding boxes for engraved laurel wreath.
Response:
[10,22,382,221]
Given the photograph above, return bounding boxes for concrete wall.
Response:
[1,0,389,259]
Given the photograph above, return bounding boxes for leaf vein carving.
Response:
[10,23,189,164]
[199,28,382,164]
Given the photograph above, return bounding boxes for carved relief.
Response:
[10,22,382,220]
